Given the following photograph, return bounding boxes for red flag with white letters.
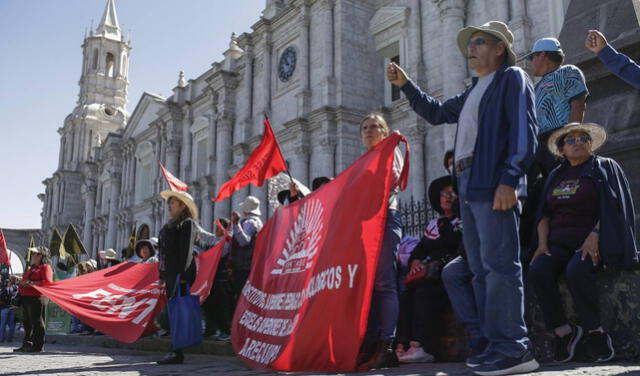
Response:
[213,117,287,202]
[160,162,188,192]
[231,133,409,371]
[33,244,225,342]
[0,229,10,266]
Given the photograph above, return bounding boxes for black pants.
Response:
[529,243,600,331]
[397,282,449,355]
[202,277,234,336]
[22,296,48,350]
[232,270,250,304]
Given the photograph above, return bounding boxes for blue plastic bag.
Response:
[168,275,202,350]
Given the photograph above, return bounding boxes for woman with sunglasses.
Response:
[529,123,638,364]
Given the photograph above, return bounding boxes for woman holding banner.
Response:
[156,190,200,365]
[14,247,52,353]
[357,113,404,369]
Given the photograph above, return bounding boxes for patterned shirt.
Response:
[535,65,588,135]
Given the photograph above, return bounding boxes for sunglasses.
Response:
[563,136,590,145]
[526,52,541,62]
[466,37,499,49]
[440,190,457,197]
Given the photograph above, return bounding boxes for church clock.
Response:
[278,46,297,82]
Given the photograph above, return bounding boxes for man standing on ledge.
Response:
[387,21,538,376]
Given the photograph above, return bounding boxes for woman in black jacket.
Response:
[156,190,200,365]
[529,123,638,364]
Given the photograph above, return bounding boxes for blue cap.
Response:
[530,37,564,54]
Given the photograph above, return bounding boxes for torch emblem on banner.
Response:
[271,199,324,275]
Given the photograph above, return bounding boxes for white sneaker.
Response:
[398,345,434,363]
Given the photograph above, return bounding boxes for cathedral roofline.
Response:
[95,0,122,41]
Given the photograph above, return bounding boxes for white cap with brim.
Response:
[240,195,261,216]
[547,122,607,158]
[160,190,199,220]
[98,248,118,260]
[457,21,516,66]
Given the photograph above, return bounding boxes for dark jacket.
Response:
[158,218,197,285]
[410,216,463,264]
[229,215,262,272]
[534,155,638,269]
[598,45,640,89]
[401,65,537,201]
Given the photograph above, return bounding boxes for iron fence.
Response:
[399,196,439,238]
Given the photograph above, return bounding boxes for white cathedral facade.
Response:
[41,0,571,258]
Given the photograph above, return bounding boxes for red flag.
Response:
[160,162,188,192]
[191,240,225,304]
[33,245,226,343]
[34,263,163,343]
[213,117,287,202]
[0,229,10,266]
[231,133,409,371]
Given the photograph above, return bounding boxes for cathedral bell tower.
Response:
[59,0,130,171]
[42,0,130,231]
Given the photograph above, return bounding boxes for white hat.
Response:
[240,195,261,216]
[457,21,517,66]
[98,248,118,260]
[160,190,199,220]
[547,123,607,158]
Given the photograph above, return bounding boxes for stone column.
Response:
[165,140,180,177]
[81,183,97,257]
[106,173,121,249]
[259,28,272,135]
[319,0,336,106]
[317,138,335,179]
[214,116,233,219]
[296,1,311,117]
[491,0,510,23]
[508,0,531,58]
[200,177,214,231]
[406,126,427,200]
[436,0,467,97]
[242,46,254,138]
[409,0,426,85]
[291,145,310,187]
[180,107,193,179]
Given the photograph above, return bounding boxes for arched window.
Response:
[92,49,99,70]
[106,53,115,77]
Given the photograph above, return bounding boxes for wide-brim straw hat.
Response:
[240,195,261,216]
[547,122,607,158]
[457,21,516,66]
[428,176,453,215]
[160,190,199,220]
[98,248,118,260]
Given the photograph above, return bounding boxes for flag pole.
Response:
[263,112,295,186]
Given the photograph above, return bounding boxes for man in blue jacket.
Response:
[387,21,538,376]
[586,30,640,88]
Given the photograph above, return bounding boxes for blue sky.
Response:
[0,0,262,228]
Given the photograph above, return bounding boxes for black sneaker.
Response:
[553,324,583,363]
[584,331,615,362]
[473,350,539,376]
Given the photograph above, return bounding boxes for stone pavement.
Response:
[2,343,640,376]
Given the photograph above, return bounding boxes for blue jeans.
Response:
[365,209,402,341]
[457,169,530,358]
[441,256,484,341]
[0,307,16,341]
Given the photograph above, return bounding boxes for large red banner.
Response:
[231,133,409,371]
[34,242,225,342]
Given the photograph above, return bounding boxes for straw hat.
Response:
[240,195,261,216]
[98,248,118,260]
[160,190,199,220]
[457,21,516,66]
[547,122,607,158]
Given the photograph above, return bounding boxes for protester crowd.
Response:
[4,24,640,376]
